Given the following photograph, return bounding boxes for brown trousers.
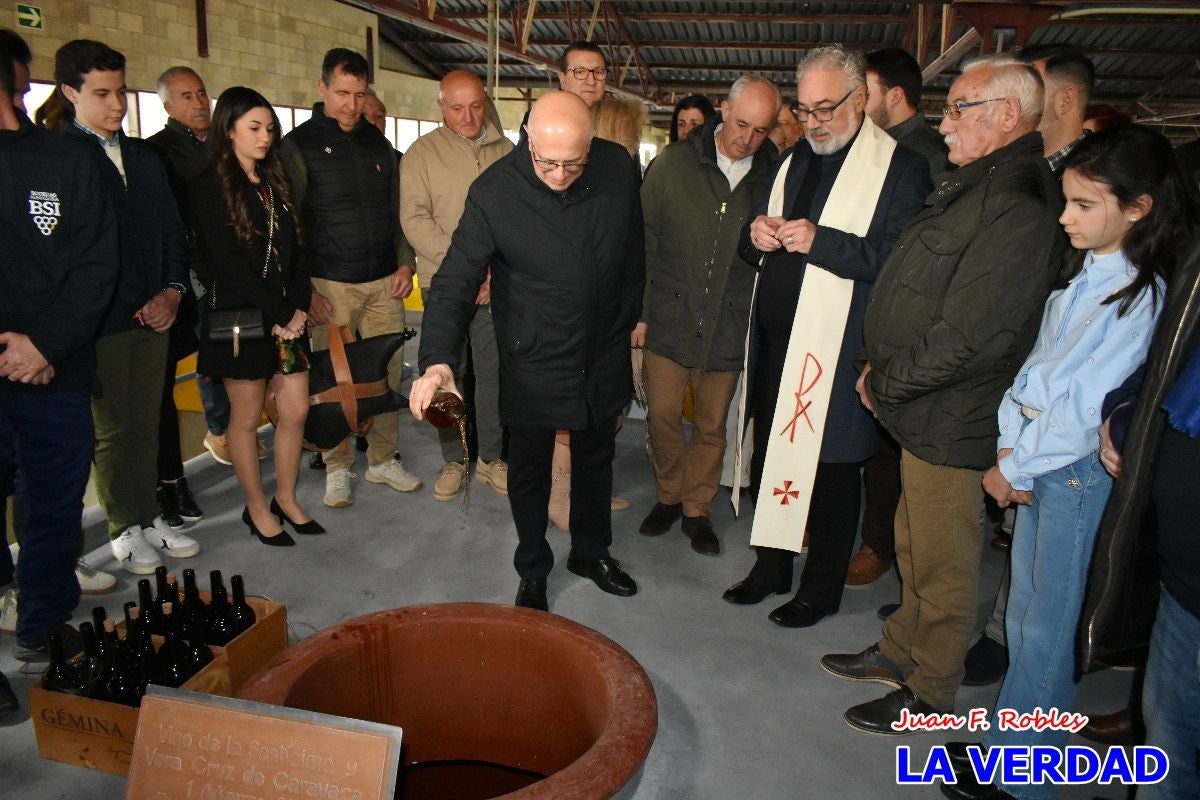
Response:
[879,449,985,711]
[642,349,739,518]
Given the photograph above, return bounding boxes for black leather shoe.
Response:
[566,554,637,597]
[0,671,17,717]
[820,643,905,688]
[681,515,719,555]
[270,498,326,535]
[515,578,548,611]
[945,741,985,771]
[638,502,682,536]
[768,598,835,628]
[939,761,1015,800]
[242,507,295,547]
[722,576,791,605]
[844,686,946,736]
[877,602,900,621]
[1078,708,1136,745]
[963,635,1007,686]
[308,451,325,470]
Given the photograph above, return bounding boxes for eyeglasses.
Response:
[530,145,588,175]
[563,66,608,81]
[795,88,855,123]
[942,98,1007,120]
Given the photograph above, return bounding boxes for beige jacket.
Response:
[399,120,513,281]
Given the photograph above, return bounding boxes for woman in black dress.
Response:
[187,87,321,545]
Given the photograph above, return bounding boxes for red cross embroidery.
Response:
[780,352,824,443]
[773,480,800,505]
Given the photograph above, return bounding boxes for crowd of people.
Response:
[1,23,1198,799]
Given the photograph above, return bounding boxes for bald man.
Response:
[401,71,513,501]
[411,92,645,612]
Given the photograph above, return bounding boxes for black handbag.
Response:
[206,307,265,358]
[205,184,276,358]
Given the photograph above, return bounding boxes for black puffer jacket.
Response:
[419,137,644,429]
[864,133,1067,470]
[280,105,414,283]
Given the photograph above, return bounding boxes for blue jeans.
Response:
[983,452,1111,800]
[197,375,230,435]
[0,390,93,641]
[1140,587,1200,800]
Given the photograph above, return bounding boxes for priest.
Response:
[722,45,930,629]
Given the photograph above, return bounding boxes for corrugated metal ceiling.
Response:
[371,1,1200,134]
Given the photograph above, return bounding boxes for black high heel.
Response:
[270,498,326,535]
[242,507,295,546]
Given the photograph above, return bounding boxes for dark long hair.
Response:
[208,86,300,246]
[668,94,715,143]
[1061,124,1198,316]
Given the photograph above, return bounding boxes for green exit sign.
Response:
[16,3,42,30]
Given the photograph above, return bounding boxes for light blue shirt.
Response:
[997,249,1163,490]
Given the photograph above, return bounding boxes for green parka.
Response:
[640,116,776,371]
[864,133,1068,470]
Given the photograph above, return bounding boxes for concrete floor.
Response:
[1,415,1132,799]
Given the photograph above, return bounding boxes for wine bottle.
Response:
[137,578,161,636]
[128,608,157,669]
[209,570,226,598]
[181,568,207,633]
[128,610,153,705]
[122,601,136,631]
[229,575,256,636]
[184,633,214,675]
[77,622,107,699]
[205,585,237,646]
[103,620,140,707]
[152,603,192,688]
[154,566,169,599]
[90,607,109,663]
[42,629,83,695]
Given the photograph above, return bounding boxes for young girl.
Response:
[187,87,322,546]
[967,125,1196,799]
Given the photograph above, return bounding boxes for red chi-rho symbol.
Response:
[780,352,823,443]
[773,480,800,505]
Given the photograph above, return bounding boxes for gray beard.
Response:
[809,130,854,155]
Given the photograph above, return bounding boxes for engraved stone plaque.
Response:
[126,686,403,800]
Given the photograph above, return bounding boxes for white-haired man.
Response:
[822,56,1067,741]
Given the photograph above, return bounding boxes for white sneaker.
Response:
[324,468,355,508]
[110,527,163,575]
[75,558,117,595]
[366,460,423,493]
[144,518,200,558]
[0,589,16,634]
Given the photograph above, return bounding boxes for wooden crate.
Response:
[199,591,287,693]
[30,593,287,775]
[29,652,227,776]
[116,592,287,694]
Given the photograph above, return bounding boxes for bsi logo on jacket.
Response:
[28,190,60,236]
